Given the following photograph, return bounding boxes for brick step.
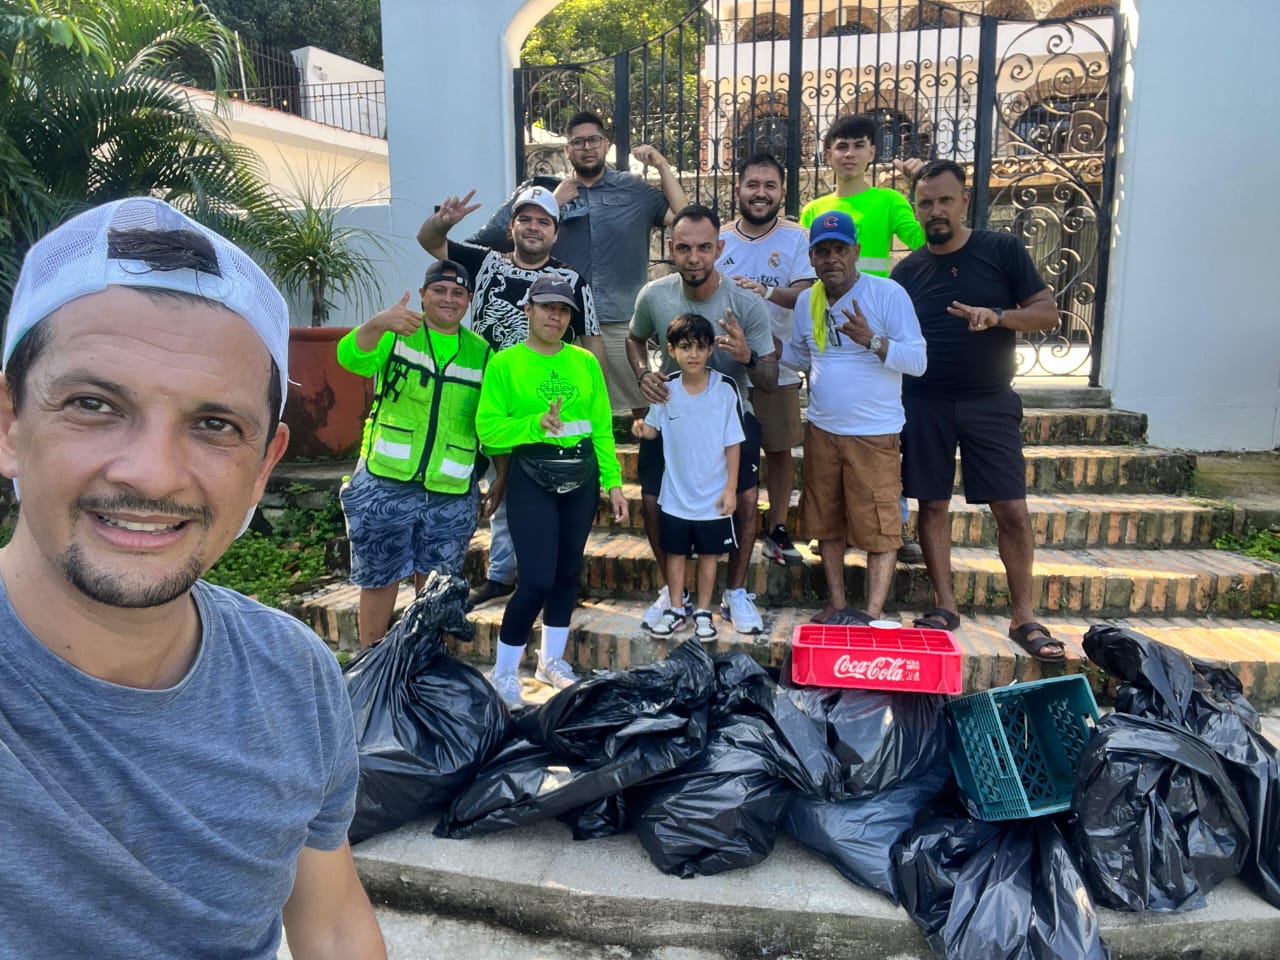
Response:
[611,443,1193,495]
[451,530,1277,618]
[581,489,1239,549]
[288,585,1280,706]
[612,407,1146,446]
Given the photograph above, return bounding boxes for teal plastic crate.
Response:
[947,675,1100,821]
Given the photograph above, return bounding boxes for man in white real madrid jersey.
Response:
[717,152,816,567]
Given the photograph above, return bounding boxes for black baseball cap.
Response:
[525,274,577,311]
[423,258,472,293]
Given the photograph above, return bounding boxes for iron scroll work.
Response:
[514,1,1121,383]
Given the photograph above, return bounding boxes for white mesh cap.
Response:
[4,196,289,411]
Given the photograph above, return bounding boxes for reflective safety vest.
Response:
[360,326,490,493]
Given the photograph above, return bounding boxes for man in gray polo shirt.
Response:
[467,110,687,412]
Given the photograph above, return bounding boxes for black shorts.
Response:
[638,412,761,497]
[901,388,1026,504]
[659,511,738,557]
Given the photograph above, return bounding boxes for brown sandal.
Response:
[912,608,961,631]
[1008,621,1066,662]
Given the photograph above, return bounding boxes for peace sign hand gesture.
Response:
[838,298,874,349]
[540,396,565,436]
[946,300,1001,332]
[436,189,482,228]
[715,307,752,364]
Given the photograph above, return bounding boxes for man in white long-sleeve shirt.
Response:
[781,211,926,624]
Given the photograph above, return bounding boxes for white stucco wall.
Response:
[377,0,559,298]
[1102,0,1280,450]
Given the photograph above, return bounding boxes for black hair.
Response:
[667,313,715,349]
[6,227,282,451]
[670,203,720,232]
[737,152,784,182]
[565,110,608,137]
[914,158,967,187]
[823,113,878,152]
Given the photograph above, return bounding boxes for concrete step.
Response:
[439,531,1278,620]
[289,583,1280,706]
[348,824,1280,960]
[612,443,1194,495]
[575,489,1238,549]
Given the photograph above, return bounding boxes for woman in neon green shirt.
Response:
[476,275,627,709]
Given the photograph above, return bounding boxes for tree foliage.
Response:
[520,0,700,66]
[0,0,269,316]
[200,0,381,69]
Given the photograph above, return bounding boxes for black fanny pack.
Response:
[516,441,596,494]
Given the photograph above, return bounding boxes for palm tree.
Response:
[0,0,266,316]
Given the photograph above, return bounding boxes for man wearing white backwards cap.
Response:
[0,198,385,958]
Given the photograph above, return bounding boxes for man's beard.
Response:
[925,221,954,245]
[680,268,711,288]
[59,542,204,608]
[571,157,605,178]
[738,200,779,226]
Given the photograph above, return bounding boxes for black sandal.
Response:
[1008,621,1066,662]
[912,608,960,631]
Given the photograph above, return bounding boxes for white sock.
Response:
[541,625,569,663]
[494,641,525,675]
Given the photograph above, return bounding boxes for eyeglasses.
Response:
[825,308,844,346]
[568,135,606,150]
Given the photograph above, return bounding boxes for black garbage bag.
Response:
[627,715,805,877]
[1072,713,1250,912]
[1084,624,1280,907]
[708,651,844,800]
[895,811,1111,960]
[345,572,511,843]
[524,639,716,762]
[559,792,630,841]
[435,709,710,839]
[783,762,951,903]
[787,687,952,798]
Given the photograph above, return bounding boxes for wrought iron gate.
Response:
[514,1,1121,382]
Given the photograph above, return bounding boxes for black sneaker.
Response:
[467,578,515,610]
[897,526,924,564]
[762,524,803,565]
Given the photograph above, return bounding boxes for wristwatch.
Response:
[992,307,1004,327]
[868,334,884,354]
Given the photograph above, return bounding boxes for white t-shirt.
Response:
[782,273,927,436]
[644,369,746,520]
[717,218,816,387]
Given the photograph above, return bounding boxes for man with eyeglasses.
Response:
[465,110,687,413]
[417,185,603,611]
[780,211,926,625]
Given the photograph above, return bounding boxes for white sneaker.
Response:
[692,609,717,641]
[490,669,524,710]
[535,655,579,690]
[641,585,671,630]
[720,588,764,635]
[647,608,688,638]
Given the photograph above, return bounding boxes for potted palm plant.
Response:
[245,167,388,459]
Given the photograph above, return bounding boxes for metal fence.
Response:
[514,0,1121,381]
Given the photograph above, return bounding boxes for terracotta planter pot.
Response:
[283,326,373,461]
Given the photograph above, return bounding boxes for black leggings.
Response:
[498,461,599,648]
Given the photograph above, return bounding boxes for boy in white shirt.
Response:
[633,314,745,640]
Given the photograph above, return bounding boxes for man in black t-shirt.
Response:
[418,185,605,609]
[891,160,1065,662]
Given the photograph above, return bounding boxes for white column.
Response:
[1102,0,1280,450]
[377,0,560,294]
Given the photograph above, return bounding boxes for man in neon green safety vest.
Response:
[337,259,495,648]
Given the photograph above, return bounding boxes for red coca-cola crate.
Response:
[789,624,963,694]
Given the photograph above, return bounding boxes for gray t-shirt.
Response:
[630,271,777,416]
[0,580,358,959]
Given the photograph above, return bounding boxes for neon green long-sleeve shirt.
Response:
[800,187,924,277]
[476,342,622,490]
